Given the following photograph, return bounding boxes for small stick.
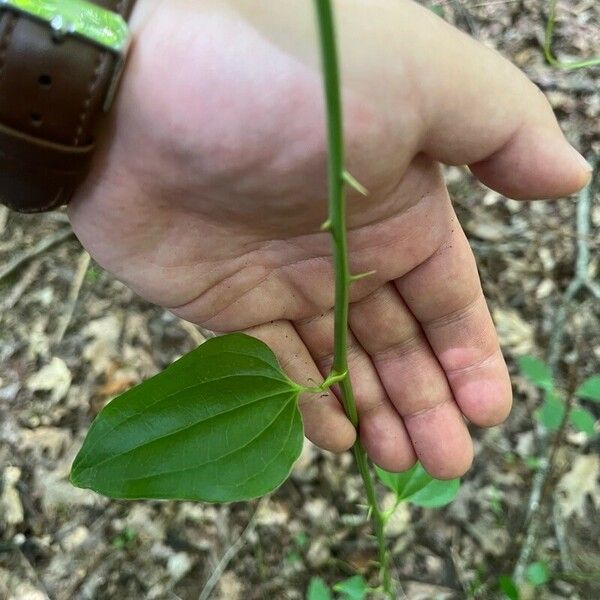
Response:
[41,211,70,225]
[513,159,597,581]
[178,318,209,345]
[449,0,477,35]
[0,206,8,232]
[0,227,74,282]
[198,498,266,600]
[1,259,42,310]
[553,502,574,573]
[53,250,91,345]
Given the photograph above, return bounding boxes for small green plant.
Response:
[375,462,460,510]
[304,463,460,598]
[285,531,310,566]
[518,356,599,436]
[112,526,136,549]
[497,561,551,600]
[308,575,368,600]
[69,2,460,596]
[526,561,550,587]
[308,576,334,600]
[543,0,600,70]
[498,574,519,600]
[85,262,102,283]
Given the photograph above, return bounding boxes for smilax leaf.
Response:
[333,575,368,600]
[307,577,333,600]
[375,462,460,508]
[535,390,565,431]
[569,407,596,437]
[526,561,550,586]
[575,375,600,402]
[518,356,553,391]
[71,334,304,503]
[498,575,520,600]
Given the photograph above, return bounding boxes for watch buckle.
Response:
[0,0,131,112]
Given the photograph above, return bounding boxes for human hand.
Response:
[68,0,591,478]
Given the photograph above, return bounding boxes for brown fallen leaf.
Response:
[557,454,600,520]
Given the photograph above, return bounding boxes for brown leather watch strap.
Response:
[0,0,136,213]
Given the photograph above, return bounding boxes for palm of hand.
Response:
[69,0,589,478]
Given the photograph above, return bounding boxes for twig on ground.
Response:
[196,326,217,340]
[14,546,52,600]
[0,227,74,283]
[449,534,471,598]
[0,206,8,232]
[198,498,267,600]
[1,259,43,310]
[553,501,574,573]
[533,78,598,95]
[53,250,91,346]
[41,211,70,225]
[450,0,477,35]
[513,158,597,581]
[177,318,213,345]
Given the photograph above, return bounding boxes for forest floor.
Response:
[1,1,599,599]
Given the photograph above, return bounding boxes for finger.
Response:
[238,0,591,199]
[388,2,593,198]
[294,311,416,472]
[245,320,356,453]
[349,285,472,479]
[395,215,512,428]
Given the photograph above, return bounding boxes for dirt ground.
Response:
[1,1,599,599]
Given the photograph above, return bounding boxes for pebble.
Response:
[1,466,24,527]
[167,552,193,582]
[304,498,337,530]
[60,526,89,552]
[306,537,330,568]
[125,505,165,542]
[291,439,319,482]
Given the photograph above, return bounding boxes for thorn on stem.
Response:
[343,171,369,196]
[321,219,332,232]
[350,270,377,283]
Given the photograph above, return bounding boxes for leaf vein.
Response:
[76,389,296,475]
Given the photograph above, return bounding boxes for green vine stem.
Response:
[543,0,600,70]
[313,1,393,597]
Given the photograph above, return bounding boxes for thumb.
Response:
[410,4,591,199]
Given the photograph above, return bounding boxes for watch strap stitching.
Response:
[73,0,127,146]
[73,50,108,146]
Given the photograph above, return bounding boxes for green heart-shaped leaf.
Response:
[375,462,460,507]
[71,334,304,503]
[333,575,368,600]
[408,476,461,508]
[307,577,333,600]
[526,561,550,586]
[569,407,596,436]
[534,390,565,431]
[576,375,600,402]
[518,356,553,391]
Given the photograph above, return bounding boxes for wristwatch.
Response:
[0,0,136,213]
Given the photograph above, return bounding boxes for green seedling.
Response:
[519,356,598,437]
